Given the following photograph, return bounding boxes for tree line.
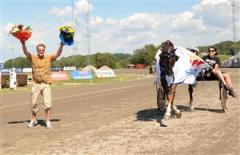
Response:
[4,44,159,69]
[4,40,240,69]
[4,52,133,69]
[198,41,240,55]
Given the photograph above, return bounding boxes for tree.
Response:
[91,52,116,68]
[59,55,87,68]
[113,53,131,68]
[4,57,31,68]
[130,44,158,65]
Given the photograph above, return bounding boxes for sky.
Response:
[0,0,239,62]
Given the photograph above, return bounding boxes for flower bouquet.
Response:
[9,24,32,41]
[59,25,74,46]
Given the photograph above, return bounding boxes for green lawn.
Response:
[217,55,232,62]
[0,74,147,95]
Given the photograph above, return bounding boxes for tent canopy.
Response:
[82,65,97,72]
[98,65,113,71]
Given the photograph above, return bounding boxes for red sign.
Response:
[51,72,69,81]
[136,64,145,69]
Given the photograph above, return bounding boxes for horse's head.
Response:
[159,40,178,76]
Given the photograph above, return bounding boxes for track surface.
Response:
[0,69,239,155]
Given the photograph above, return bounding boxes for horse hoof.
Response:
[223,109,228,113]
[189,106,195,112]
[176,111,181,118]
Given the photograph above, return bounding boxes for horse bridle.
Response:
[160,51,178,61]
[159,47,179,76]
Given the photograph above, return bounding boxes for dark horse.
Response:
[156,40,182,119]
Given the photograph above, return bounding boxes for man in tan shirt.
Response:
[21,40,64,128]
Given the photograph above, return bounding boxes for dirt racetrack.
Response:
[0,68,239,155]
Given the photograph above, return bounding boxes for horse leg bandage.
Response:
[165,103,172,116]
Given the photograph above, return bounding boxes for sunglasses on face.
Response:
[208,49,215,52]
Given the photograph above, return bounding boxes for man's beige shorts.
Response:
[31,83,52,113]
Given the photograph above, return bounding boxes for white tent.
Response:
[96,65,116,78]
[82,65,97,73]
[98,65,112,70]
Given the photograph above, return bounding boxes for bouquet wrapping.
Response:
[59,25,74,46]
[10,24,32,41]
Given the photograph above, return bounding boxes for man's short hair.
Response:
[36,44,46,50]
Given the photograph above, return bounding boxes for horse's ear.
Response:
[174,48,177,52]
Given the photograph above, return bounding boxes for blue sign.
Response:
[70,70,93,80]
[0,68,22,73]
[15,68,23,73]
[0,63,4,69]
[0,68,11,73]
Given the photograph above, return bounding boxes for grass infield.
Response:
[0,74,148,95]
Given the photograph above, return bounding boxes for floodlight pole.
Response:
[87,0,91,65]
[72,0,77,56]
[230,0,237,54]
[72,0,74,25]
[1,1,4,65]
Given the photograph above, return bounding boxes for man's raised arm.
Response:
[52,42,64,61]
[20,40,31,59]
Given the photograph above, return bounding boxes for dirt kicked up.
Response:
[0,68,239,155]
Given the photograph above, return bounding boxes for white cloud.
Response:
[192,0,232,28]
[80,2,237,54]
[50,0,93,18]
[4,23,14,33]
[90,16,103,26]
[1,23,65,60]
[3,0,240,61]
[125,32,158,45]
[119,13,164,31]
[1,23,15,49]
[171,11,206,32]
[50,6,72,17]
[106,18,117,25]
[200,0,229,6]
[75,0,93,14]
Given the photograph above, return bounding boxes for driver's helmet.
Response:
[187,47,199,55]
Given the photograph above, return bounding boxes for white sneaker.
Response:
[27,120,38,128]
[46,121,52,129]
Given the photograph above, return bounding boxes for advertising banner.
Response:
[51,72,69,81]
[63,66,76,71]
[0,68,22,73]
[70,70,93,80]
[0,72,1,89]
[95,70,116,78]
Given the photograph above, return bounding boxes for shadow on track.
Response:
[176,105,224,113]
[8,119,61,127]
[135,108,167,127]
[136,105,224,127]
